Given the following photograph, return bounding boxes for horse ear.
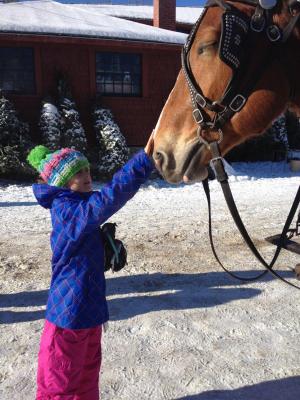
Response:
[259,0,277,9]
[289,0,300,15]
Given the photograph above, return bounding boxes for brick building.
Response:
[0,0,200,146]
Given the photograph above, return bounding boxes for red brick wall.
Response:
[99,50,181,145]
[1,36,182,147]
[153,0,176,31]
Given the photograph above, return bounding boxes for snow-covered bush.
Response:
[0,145,33,179]
[39,100,62,150]
[226,114,288,162]
[269,114,289,149]
[93,107,129,178]
[285,110,300,150]
[0,94,31,149]
[0,93,34,179]
[59,97,87,153]
[56,75,88,153]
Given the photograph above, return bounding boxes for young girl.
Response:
[27,136,154,400]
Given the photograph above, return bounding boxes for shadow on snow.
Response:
[176,376,300,400]
[0,270,293,324]
[0,201,37,207]
[105,270,294,321]
[0,271,293,324]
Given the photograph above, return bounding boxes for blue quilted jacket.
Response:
[33,150,154,329]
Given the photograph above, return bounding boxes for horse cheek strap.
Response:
[219,10,249,70]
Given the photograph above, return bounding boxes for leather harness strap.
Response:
[182,0,300,133]
[205,142,300,289]
[182,0,300,288]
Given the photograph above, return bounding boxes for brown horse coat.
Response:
[153,0,300,183]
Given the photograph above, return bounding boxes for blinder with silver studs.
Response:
[219,10,249,70]
[181,0,299,148]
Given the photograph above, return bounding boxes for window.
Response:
[0,47,36,94]
[96,52,142,96]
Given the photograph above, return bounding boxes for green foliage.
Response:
[0,93,34,180]
[0,145,36,180]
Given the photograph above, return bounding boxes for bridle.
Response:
[181,0,300,288]
[182,0,300,146]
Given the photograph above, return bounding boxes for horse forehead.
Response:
[200,7,223,29]
[196,25,220,41]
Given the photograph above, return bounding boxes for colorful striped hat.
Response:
[27,145,89,187]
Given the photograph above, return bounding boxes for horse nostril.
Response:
[153,151,165,171]
[153,151,163,161]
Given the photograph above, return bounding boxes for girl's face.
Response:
[67,167,92,193]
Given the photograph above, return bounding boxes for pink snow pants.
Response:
[36,320,102,400]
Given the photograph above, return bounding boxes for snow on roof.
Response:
[0,0,187,45]
[71,4,204,25]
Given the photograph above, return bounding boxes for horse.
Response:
[152,0,300,184]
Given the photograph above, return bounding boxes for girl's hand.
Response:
[144,130,155,156]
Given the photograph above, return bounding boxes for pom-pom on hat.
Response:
[27,145,89,187]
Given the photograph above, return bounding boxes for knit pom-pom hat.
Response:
[27,145,89,187]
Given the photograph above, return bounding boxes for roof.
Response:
[71,4,204,25]
[0,0,187,44]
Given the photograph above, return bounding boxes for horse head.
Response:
[153,0,300,183]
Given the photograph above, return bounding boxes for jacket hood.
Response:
[32,184,84,209]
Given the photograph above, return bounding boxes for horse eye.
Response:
[198,42,218,55]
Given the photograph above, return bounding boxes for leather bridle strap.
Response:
[182,0,300,131]
[182,0,300,287]
[281,12,300,43]
[202,178,268,282]
[204,141,300,289]
[212,45,276,129]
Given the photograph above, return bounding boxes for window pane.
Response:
[132,85,140,95]
[0,47,35,94]
[96,52,141,97]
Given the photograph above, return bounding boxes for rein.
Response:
[182,0,300,288]
[205,144,300,289]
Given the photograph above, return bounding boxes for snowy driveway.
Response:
[0,161,300,399]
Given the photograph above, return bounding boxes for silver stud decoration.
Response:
[220,12,249,70]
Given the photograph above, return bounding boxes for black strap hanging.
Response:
[101,223,128,273]
[204,142,300,289]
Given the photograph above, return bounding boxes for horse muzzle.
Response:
[153,140,209,184]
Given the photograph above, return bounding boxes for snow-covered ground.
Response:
[1,160,300,399]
